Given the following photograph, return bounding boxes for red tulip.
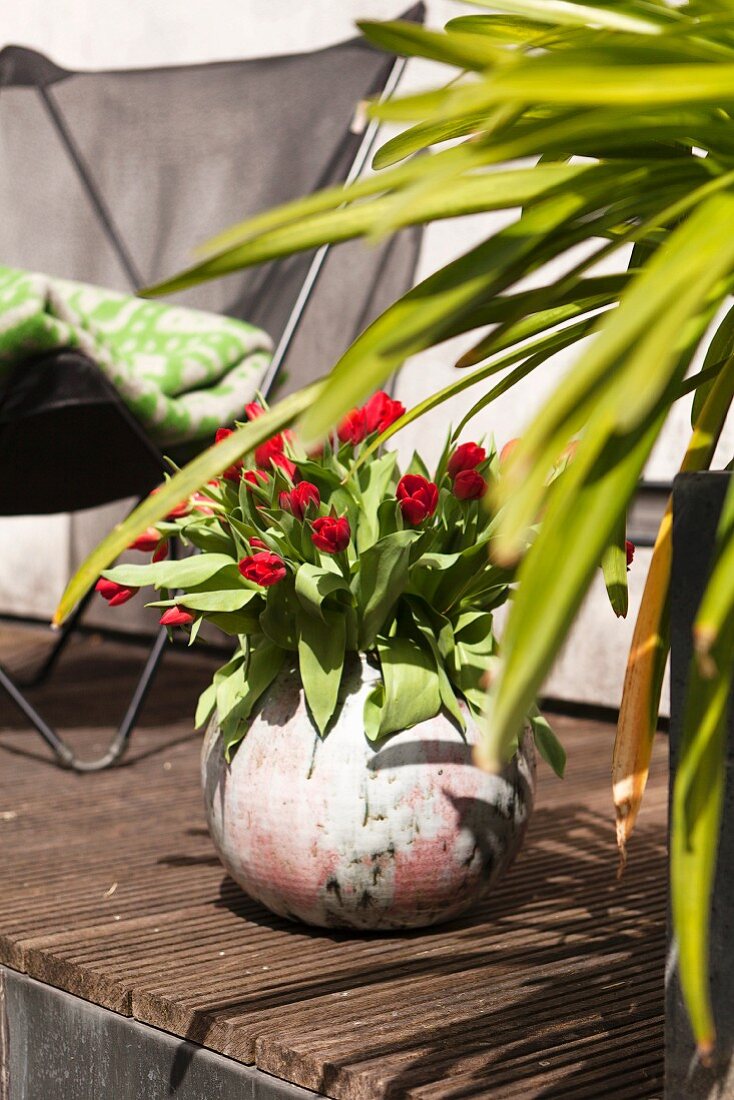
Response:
[447,442,486,479]
[238,552,287,587]
[215,427,244,481]
[159,606,195,627]
[244,401,265,421]
[129,527,162,552]
[152,540,169,563]
[338,408,368,445]
[149,487,190,520]
[279,481,320,520]
[254,433,283,466]
[95,578,138,607]
[270,451,298,480]
[255,432,296,479]
[311,515,351,554]
[250,537,267,549]
[191,491,216,515]
[364,391,405,434]
[243,469,269,490]
[396,474,439,526]
[626,540,635,568]
[453,469,487,501]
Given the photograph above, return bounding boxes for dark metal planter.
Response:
[667,471,734,1098]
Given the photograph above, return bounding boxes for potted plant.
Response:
[54,0,734,1064]
[97,397,559,929]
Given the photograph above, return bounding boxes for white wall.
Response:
[3,0,730,710]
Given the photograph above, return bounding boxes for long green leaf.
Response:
[494,189,734,561]
[467,0,664,34]
[672,657,729,1061]
[221,640,285,760]
[298,163,662,447]
[174,140,494,267]
[102,554,237,590]
[484,59,734,106]
[351,316,597,478]
[445,14,550,42]
[691,302,734,424]
[483,403,669,770]
[373,112,498,170]
[357,20,508,71]
[690,476,734,660]
[356,531,420,649]
[143,164,590,297]
[488,286,727,771]
[601,515,629,619]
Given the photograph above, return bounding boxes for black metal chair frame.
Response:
[0,50,408,771]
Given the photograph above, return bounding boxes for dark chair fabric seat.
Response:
[0,351,167,515]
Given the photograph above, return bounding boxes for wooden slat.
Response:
[0,628,667,1098]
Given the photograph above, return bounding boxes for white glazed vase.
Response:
[202,655,536,930]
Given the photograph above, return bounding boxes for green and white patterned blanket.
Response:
[0,266,273,445]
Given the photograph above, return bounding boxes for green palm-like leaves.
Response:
[56,0,734,1053]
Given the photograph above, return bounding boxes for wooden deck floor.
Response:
[0,625,668,1099]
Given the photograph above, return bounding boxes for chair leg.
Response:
[68,626,169,772]
[0,661,76,767]
[0,626,169,771]
[8,582,98,689]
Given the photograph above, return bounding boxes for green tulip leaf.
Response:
[364,634,442,741]
[297,608,347,735]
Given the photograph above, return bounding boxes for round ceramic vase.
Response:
[202,655,536,931]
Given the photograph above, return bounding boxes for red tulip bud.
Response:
[149,487,190,520]
[160,606,195,627]
[364,391,405,434]
[279,481,320,520]
[238,552,287,587]
[337,408,368,446]
[255,433,297,480]
[129,527,162,552]
[95,578,138,607]
[215,427,244,481]
[396,474,439,526]
[311,515,351,554]
[270,451,297,480]
[243,469,269,490]
[152,540,169,563]
[448,442,486,479]
[191,491,216,516]
[452,469,487,501]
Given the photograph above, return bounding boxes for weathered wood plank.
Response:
[0,630,666,1098]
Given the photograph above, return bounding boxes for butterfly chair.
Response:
[0,10,424,770]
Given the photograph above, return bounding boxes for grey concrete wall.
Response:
[0,966,317,1100]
